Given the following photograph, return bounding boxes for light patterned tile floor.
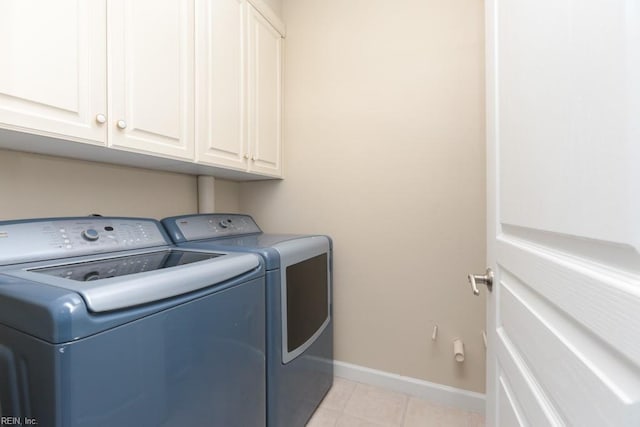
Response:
[307,378,485,427]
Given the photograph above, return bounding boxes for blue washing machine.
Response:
[162,214,333,427]
[0,216,266,427]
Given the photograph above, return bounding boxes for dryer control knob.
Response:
[219,220,230,229]
[82,229,100,241]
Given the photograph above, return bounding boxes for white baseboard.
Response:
[333,360,486,414]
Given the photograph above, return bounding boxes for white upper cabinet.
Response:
[0,0,283,179]
[0,0,107,144]
[108,0,195,160]
[196,0,247,170]
[196,0,283,177]
[247,4,283,177]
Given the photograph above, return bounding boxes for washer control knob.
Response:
[84,271,101,281]
[219,220,229,229]
[82,229,100,241]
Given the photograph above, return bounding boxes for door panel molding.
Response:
[498,239,640,365]
[496,328,562,426]
[502,224,640,276]
[500,277,640,425]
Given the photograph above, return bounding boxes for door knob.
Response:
[95,114,106,124]
[467,268,493,295]
[116,120,127,129]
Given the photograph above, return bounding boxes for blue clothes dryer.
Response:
[162,214,334,427]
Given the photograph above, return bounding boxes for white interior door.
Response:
[485,0,640,425]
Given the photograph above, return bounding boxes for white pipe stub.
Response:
[453,338,465,363]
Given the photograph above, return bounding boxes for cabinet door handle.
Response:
[116,120,127,130]
[243,153,250,160]
[95,114,106,124]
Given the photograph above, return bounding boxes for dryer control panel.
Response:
[163,214,262,243]
[0,217,168,265]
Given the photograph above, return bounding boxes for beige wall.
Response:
[0,149,198,220]
[239,0,487,392]
[0,149,241,221]
[214,179,242,213]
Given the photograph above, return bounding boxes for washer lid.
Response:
[32,249,221,281]
[5,250,261,312]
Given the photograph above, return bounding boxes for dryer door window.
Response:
[285,253,329,352]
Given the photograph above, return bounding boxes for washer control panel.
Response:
[0,218,168,265]
[164,214,262,242]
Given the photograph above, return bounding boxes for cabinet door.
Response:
[0,0,107,144]
[108,0,195,160]
[195,0,248,170]
[247,5,283,177]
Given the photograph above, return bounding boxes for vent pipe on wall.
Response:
[453,338,465,363]
[197,176,216,213]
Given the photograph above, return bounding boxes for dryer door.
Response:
[275,236,331,364]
